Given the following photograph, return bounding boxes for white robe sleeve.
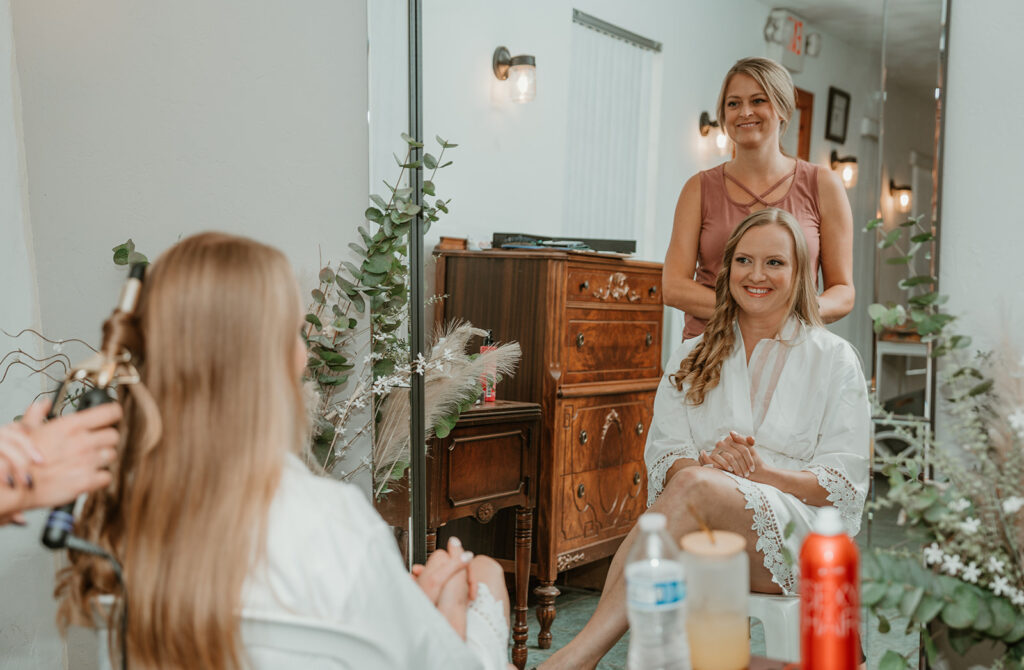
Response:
[644,340,703,507]
[801,341,871,536]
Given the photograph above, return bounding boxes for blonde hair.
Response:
[671,208,821,405]
[56,232,307,670]
[716,57,796,147]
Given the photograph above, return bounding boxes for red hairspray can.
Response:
[799,506,859,669]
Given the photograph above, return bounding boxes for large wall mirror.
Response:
[381,0,950,664]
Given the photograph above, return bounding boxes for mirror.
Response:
[378,0,949,666]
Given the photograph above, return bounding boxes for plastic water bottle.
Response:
[625,512,691,670]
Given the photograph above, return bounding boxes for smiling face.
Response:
[722,73,783,148]
[728,222,796,325]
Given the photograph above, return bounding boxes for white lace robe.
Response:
[645,319,870,594]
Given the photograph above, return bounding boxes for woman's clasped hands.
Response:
[699,430,764,479]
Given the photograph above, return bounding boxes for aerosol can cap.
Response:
[813,506,844,535]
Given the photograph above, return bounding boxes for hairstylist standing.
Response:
[664,57,855,339]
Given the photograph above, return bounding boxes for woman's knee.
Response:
[661,464,717,504]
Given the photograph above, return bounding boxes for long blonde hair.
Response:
[716,57,795,147]
[671,208,821,405]
[56,232,307,670]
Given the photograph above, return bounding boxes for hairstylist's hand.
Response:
[18,399,121,510]
[699,431,760,478]
[410,536,473,605]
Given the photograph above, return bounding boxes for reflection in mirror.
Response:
[401,0,949,667]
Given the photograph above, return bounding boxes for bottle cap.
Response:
[813,506,845,535]
[638,512,667,532]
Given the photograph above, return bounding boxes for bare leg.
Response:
[539,466,781,670]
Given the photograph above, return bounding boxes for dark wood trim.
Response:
[795,86,814,161]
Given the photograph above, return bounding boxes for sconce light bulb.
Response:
[842,165,853,182]
[507,62,536,104]
[899,192,910,209]
[516,75,530,94]
[715,131,729,151]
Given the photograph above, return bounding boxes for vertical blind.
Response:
[563,12,660,244]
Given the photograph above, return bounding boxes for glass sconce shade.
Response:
[889,179,913,213]
[493,47,536,104]
[830,150,858,189]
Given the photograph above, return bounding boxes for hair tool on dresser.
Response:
[41,262,145,670]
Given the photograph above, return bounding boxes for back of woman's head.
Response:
[716,57,796,143]
[57,232,306,670]
[672,208,821,405]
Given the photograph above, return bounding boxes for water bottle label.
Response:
[627,579,686,610]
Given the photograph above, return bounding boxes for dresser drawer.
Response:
[558,462,646,546]
[561,396,652,474]
[564,308,661,384]
[566,267,661,306]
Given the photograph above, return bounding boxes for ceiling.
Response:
[758,0,945,89]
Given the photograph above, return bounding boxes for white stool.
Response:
[748,593,800,663]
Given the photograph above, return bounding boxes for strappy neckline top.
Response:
[721,160,798,209]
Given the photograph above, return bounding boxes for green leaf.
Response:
[987,596,1015,637]
[305,313,323,329]
[364,254,392,275]
[126,251,149,265]
[914,593,945,624]
[922,627,938,664]
[878,650,908,670]
[400,132,423,148]
[372,359,395,378]
[941,584,980,629]
[886,254,914,265]
[865,217,883,231]
[423,153,438,170]
[370,194,389,210]
[862,581,888,606]
[882,582,906,609]
[899,275,935,289]
[968,379,994,396]
[433,413,458,439]
[947,628,975,656]
[349,291,365,313]
[910,231,935,243]
[348,242,368,257]
[112,239,135,265]
[435,134,458,148]
[319,267,336,284]
[782,520,795,539]
[877,612,891,633]
[440,160,453,168]
[423,180,436,196]
[311,288,326,304]
[900,585,925,619]
[1003,611,1024,643]
[318,374,349,386]
[401,159,423,169]
[365,207,384,224]
[880,229,902,248]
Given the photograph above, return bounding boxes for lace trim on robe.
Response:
[733,477,797,595]
[646,445,700,507]
[804,464,866,537]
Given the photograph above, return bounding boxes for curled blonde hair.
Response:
[716,57,796,148]
[56,232,307,670]
[671,208,821,405]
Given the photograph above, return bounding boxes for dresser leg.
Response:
[534,580,560,649]
[512,506,533,670]
[426,528,437,554]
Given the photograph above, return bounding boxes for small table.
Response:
[376,400,541,670]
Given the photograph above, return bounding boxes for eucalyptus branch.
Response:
[2,328,98,352]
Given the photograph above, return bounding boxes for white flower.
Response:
[1003,496,1024,514]
[941,553,964,576]
[924,543,944,565]
[1013,589,1024,607]
[991,576,1011,597]
[1010,408,1024,439]
[948,498,971,513]
[962,562,982,583]
[959,517,981,534]
[987,556,1006,574]
[442,348,455,362]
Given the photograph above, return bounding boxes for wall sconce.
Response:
[699,111,729,153]
[830,150,858,189]
[889,179,913,214]
[493,46,536,103]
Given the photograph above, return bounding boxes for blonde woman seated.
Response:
[542,208,869,670]
[55,233,512,670]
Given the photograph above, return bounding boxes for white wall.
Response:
[3,2,369,667]
[422,0,881,356]
[940,0,1024,352]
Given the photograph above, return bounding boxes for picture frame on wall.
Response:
[825,86,851,144]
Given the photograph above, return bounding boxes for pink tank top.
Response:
[682,159,822,340]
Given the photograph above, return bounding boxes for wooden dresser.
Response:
[434,249,663,647]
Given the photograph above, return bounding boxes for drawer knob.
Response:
[648,285,658,297]
[577,483,586,498]
[633,471,641,485]
[644,332,653,347]
[580,280,590,291]
[578,430,588,445]
[635,422,644,436]
[576,332,585,349]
